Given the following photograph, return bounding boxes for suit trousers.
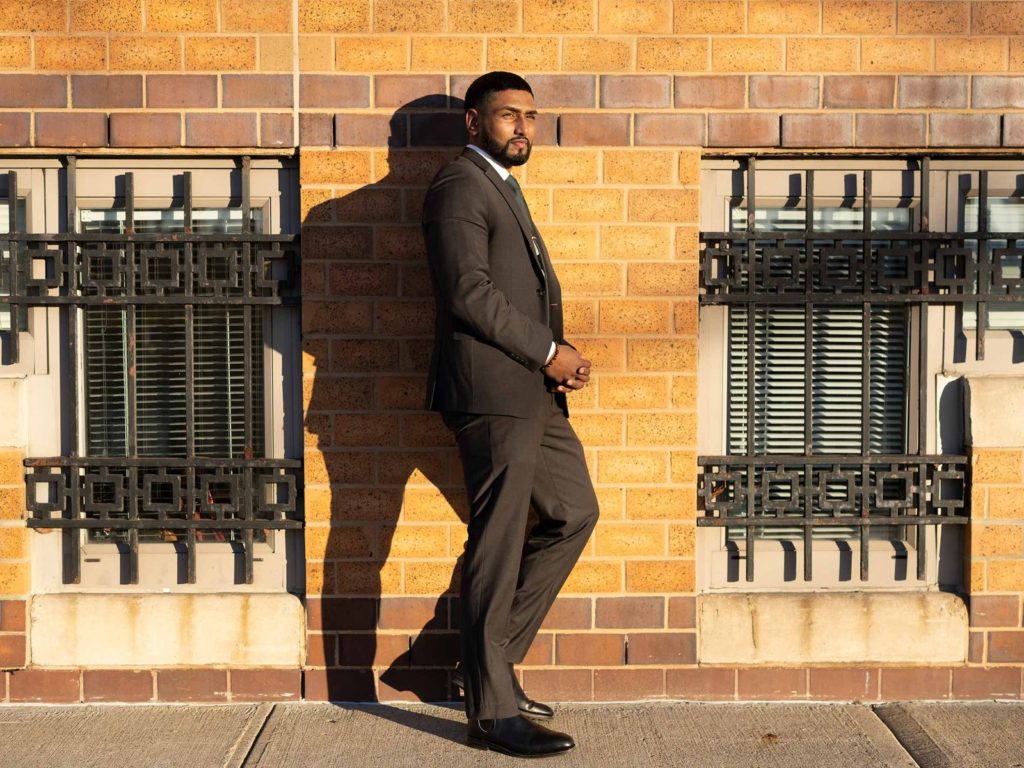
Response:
[443,397,599,720]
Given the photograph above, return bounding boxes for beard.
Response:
[479,127,531,167]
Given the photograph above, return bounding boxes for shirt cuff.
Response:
[545,342,557,364]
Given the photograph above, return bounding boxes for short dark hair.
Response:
[463,71,533,112]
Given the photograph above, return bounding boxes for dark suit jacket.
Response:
[423,148,567,418]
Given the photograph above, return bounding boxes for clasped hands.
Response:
[543,343,592,394]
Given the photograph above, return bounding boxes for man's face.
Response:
[466,88,537,168]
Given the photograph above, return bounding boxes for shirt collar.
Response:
[467,144,510,180]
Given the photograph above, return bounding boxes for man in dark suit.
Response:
[422,71,600,758]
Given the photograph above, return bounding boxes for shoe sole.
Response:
[467,737,575,759]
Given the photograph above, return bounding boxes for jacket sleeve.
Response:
[423,168,554,371]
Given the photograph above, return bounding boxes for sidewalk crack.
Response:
[224,702,275,768]
[872,703,952,768]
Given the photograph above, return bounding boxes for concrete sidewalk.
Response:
[0,701,1022,768]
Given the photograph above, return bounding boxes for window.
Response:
[695,158,1002,589]
[6,158,302,589]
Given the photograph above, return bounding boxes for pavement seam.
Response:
[872,704,953,768]
[223,702,275,768]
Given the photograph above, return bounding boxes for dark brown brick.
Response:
[336,114,405,146]
[540,598,593,630]
[989,632,1024,663]
[738,668,807,700]
[1004,114,1024,147]
[306,633,336,666]
[409,112,467,147]
[750,75,819,108]
[973,76,1024,108]
[809,668,879,701]
[596,597,664,628]
[533,113,558,146]
[556,633,624,665]
[303,668,376,701]
[409,632,460,666]
[378,597,445,629]
[157,669,228,702]
[0,75,67,108]
[0,601,26,632]
[601,75,671,108]
[880,668,951,700]
[0,635,26,668]
[708,113,780,148]
[223,74,294,108]
[594,668,664,700]
[109,113,181,147]
[970,596,1020,627]
[373,75,446,109]
[376,150,450,185]
[521,669,593,701]
[969,631,985,663]
[930,114,1000,147]
[823,76,895,109]
[185,113,257,147]
[856,114,926,148]
[9,669,80,703]
[0,114,30,148]
[300,113,334,146]
[72,75,143,108]
[782,113,853,148]
[146,75,217,108]
[558,113,630,146]
[527,75,596,108]
[261,112,294,147]
[898,76,968,108]
[666,668,736,700]
[952,667,1021,699]
[338,633,409,667]
[627,632,695,665]
[667,597,695,629]
[674,76,745,108]
[35,112,107,148]
[377,668,447,702]
[83,670,153,702]
[230,669,301,702]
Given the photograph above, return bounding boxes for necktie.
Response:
[504,174,532,220]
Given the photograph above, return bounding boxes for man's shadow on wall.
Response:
[304,95,471,712]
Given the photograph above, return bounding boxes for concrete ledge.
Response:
[698,592,968,665]
[967,376,1024,448]
[30,593,305,667]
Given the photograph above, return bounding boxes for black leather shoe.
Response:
[453,664,555,720]
[468,715,574,758]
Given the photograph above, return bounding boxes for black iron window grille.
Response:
[696,158,1019,582]
[2,157,301,585]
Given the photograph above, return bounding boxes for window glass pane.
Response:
[0,198,27,334]
[964,196,1024,329]
[730,207,913,233]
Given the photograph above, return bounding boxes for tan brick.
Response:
[223,0,291,31]
[973,524,1024,557]
[862,37,933,73]
[562,38,633,72]
[260,37,295,71]
[749,1,820,33]
[637,37,708,72]
[110,36,181,71]
[708,113,780,147]
[627,412,697,447]
[485,35,558,70]
[598,450,667,483]
[571,413,624,446]
[899,2,968,34]
[972,1,1024,34]
[674,0,745,33]
[35,112,107,148]
[674,300,698,334]
[386,525,449,558]
[599,300,671,335]
[70,0,140,31]
[146,0,217,31]
[448,0,519,32]
[556,263,622,295]
[0,0,65,32]
[299,0,369,32]
[628,337,697,372]
[974,450,1023,484]
[599,375,668,409]
[185,36,256,71]
[989,561,1024,592]
[988,487,1024,520]
[0,486,25,520]
[787,37,860,72]
[411,36,483,71]
[669,523,696,556]
[628,189,698,223]
[930,113,1000,148]
[562,560,622,592]
[783,113,854,148]
[525,0,593,32]
[936,37,1007,73]
[823,1,895,34]
[335,36,409,73]
[0,527,26,559]
[969,559,986,593]
[299,34,333,70]
[527,149,598,185]
[536,225,597,262]
[602,225,673,261]
[628,263,699,295]
[553,188,624,222]
[601,75,671,109]
[0,563,29,595]
[855,113,926,147]
[185,113,257,147]
[1013,39,1024,72]
[36,37,106,71]
[626,559,694,592]
[599,0,671,33]
[712,38,784,73]
[595,523,666,556]
[0,36,30,69]
[301,150,373,184]
[564,300,597,334]
[109,113,181,148]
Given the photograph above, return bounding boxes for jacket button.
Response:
[537,288,546,296]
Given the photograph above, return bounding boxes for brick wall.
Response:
[1,0,1024,703]
[0,451,28,672]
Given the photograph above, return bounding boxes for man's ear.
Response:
[465,108,479,138]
